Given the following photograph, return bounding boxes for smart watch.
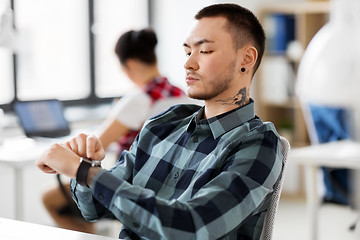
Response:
[76,157,102,187]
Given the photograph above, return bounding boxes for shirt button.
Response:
[193,137,199,143]
[98,194,104,201]
[133,222,140,228]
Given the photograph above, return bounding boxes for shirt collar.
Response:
[143,76,166,91]
[188,99,255,139]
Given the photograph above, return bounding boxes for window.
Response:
[0,0,149,108]
[93,0,148,98]
[15,0,90,101]
[0,48,14,104]
[0,3,14,105]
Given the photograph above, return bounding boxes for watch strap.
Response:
[76,157,93,187]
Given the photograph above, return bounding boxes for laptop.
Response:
[14,99,71,138]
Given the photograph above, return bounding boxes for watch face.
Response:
[80,157,101,167]
[91,160,102,167]
[80,157,92,164]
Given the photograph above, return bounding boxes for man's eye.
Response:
[185,51,191,57]
[200,50,213,54]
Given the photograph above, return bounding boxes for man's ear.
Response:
[238,45,258,74]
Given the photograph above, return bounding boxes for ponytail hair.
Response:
[115,28,158,65]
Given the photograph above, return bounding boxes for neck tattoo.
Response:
[215,87,248,107]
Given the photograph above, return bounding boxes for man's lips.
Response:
[186,75,199,83]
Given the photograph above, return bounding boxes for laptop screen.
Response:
[14,99,71,138]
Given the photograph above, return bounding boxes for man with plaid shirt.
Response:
[37,3,284,239]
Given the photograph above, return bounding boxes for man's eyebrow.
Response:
[183,39,215,48]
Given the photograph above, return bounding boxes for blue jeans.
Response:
[309,104,351,205]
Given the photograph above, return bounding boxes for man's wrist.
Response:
[86,167,102,187]
[76,157,102,187]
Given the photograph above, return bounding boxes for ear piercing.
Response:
[241,67,246,72]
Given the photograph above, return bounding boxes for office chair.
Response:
[300,101,358,230]
[260,136,290,240]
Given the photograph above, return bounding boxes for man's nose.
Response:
[184,54,199,71]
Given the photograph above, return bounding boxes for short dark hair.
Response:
[115,28,158,65]
[195,4,265,74]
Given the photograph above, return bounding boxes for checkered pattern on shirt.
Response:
[71,100,284,240]
[118,76,185,152]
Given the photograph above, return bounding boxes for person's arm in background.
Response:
[98,116,129,150]
[97,90,152,151]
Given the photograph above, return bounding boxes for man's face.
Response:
[183,16,238,101]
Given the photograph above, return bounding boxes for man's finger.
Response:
[86,134,98,158]
[76,134,88,157]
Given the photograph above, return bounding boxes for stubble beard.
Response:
[187,60,235,101]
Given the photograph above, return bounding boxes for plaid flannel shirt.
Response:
[71,99,284,240]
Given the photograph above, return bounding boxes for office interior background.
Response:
[1,0,360,239]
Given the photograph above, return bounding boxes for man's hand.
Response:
[36,133,105,178]
[36,143,81,178]
[65,133,105,161]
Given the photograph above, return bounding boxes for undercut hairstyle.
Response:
[115,28,158,65]
[195,4,266,74]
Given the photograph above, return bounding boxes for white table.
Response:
[0,217,117,240]
[0,137,62,220]
[289,140,360,240]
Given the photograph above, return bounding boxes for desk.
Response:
[289,140,360,240]
[0,137,59,220]
[0,217,117,240]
